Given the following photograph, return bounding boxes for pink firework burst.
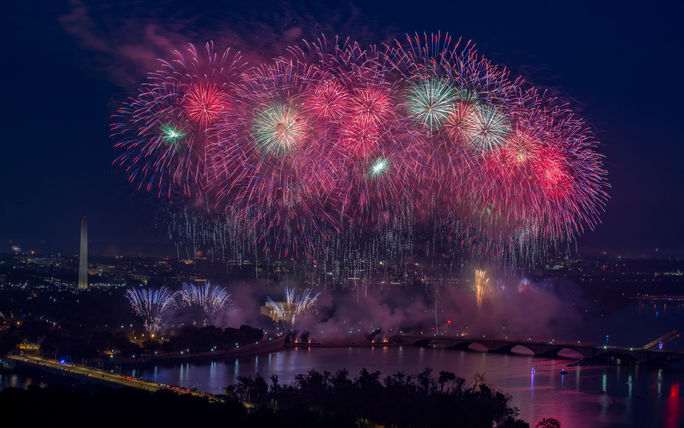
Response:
[348,86,394,128]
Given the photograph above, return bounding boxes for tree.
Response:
[438,371,456,392]
[536,417,561,428]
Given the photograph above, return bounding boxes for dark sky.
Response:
[1,0,682,257]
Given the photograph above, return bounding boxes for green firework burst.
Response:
[462,104,511,152]
[368,157,389,178]
[252,103,306,156]
[160,124,185,144]
[406,79,457,130]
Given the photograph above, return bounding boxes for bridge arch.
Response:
[510,345,535,356]
[467,342,489,353]
[556,348,585,359]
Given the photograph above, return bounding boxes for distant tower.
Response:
[78,216,88,289]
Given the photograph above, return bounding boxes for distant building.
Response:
[78,216,88,289]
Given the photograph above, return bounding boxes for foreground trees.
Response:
[226,368,529,427]
[0,368,531,427]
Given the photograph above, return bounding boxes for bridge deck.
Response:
[390,335,684,363]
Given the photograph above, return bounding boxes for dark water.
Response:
[0,372,42,390]
[580,299,684,348]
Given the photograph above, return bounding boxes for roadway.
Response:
[7,354,219,401]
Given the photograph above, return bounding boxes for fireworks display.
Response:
[112,33,608,267]
[474,269,490,309]
[179,282,232,319]
[265,287,321,324]
[125,287,176,334]
[111,42,245,199]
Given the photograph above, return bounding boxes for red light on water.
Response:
[665,383,681,428]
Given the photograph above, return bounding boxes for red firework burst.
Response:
[340,123,382,159]
[348,86,393,128]
[184,83,229,127]
[534,146,572,197]
[303,79,350,120]
[445,102,476,145]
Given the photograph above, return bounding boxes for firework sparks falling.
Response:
[110,42,246,200]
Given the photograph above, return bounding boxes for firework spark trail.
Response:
[112,33,609,266]
[125,287,177,334]
[179,282,232,319]
[474,269,489,309]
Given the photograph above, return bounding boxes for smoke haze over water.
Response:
[179,273,585,343]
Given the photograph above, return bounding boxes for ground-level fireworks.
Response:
[178,282,232,321]
[474,269,490,309]
[125,287,176,334]
[264,287,321,324]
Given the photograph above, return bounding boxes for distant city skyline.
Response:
[78,216,88,289]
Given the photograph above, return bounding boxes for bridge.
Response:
[389,333,684,365]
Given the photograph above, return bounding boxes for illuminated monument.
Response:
[78,216,88,289]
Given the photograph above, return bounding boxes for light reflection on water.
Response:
[132,346,683,428]
[0,373,38,391]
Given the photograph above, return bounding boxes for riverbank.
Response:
[103,335,287,368]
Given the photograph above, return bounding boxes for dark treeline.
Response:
[0,320,137,359]
[0,285,136,359]
[0,368,533,427]
[1,322,263,361]
[226,368,529,427]
[152,325,263,353]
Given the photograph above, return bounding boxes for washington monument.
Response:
[78,216,88,289]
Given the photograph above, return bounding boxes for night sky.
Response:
[1,0,682,257]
